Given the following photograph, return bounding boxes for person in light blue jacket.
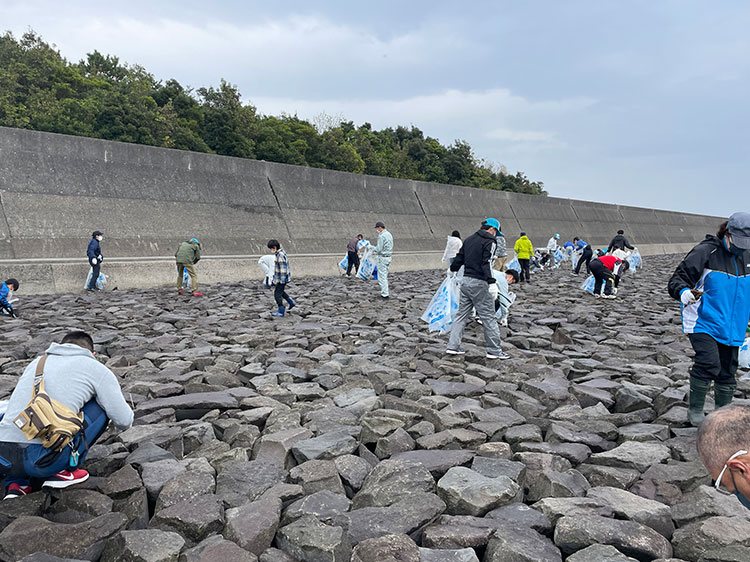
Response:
[372,221,394,298]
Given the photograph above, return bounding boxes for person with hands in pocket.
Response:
[668,213,750,426]
[85,231,104,292]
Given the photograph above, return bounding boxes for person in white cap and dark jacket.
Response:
[668,212,750,426]
[85,231,104,291]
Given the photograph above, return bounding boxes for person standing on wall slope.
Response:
[176,238,202,297]
[372,222,393,299]
[667,213,750,426]
[447,218,510,360]
[85,231,104,292]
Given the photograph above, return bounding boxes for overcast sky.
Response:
[2,0,748,217]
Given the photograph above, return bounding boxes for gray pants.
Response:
[448,277,502,355]
[378,256,391,297]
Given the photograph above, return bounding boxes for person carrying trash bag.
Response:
[85,231,104,292]
[667,213,750,426]
[176,238,202,296]
[267,239,296,317]
[0,331,133,499]
[589,254,629,299]
[372,222,394,299]
[546,233,560,268]
[608,229,635,253]
[446,218,510,360]
[345,234,364,278]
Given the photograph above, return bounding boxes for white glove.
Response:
[681,289,697,306]
[448,270,456,278]
[91,258,98,265]
[488,283,499,300]
[500,317,508,327]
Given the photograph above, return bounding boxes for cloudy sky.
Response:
[2,0,748,217]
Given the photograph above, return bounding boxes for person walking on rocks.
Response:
[697,404,750,508]
[608,229,634,253]
[514,232,534,283]
[590,254,629,299]
[85,231,104,292]
[176,238,202,296]
[372,222,393,299]
[0,331,133,499]
[268,239,296,316]
[0,278,19,318]
[494,226,509,271]
[447,218,510,360]
[442,231,462,267]
[546,233,560,268]
[345,234,364,277]
[668,213,750,426]
[573,237,593,275]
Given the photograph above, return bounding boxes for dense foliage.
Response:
[0,31,546,195]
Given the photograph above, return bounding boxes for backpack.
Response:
[13,355,85,452]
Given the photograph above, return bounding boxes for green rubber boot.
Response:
[714,383,736,409]
[688,377,711,426]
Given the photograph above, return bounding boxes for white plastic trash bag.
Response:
[739,337,750,369]
[421,276,461,334]
[182,268,191,288]
[357,247,377,280]
[581,274,605,295]
[626,248,642,273]
[506,258,520,272]
[84,269,108,290]
[258,255,275,287]
[338,255,349,272]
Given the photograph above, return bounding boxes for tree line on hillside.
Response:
[0,31,546,195]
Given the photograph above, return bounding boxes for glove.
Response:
[97,255,104,262]
[488,283,499,300]
[500,317,508,327]
[5,306,16,318]
[680,289,697,306]
[91,258,98,265]
[448,270,456,278]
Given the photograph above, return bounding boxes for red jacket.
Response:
[597,255,621,271]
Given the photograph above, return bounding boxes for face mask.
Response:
[731,472,750,509]
[97,236,104,242]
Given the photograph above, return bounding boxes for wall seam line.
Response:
[266,176,293,241]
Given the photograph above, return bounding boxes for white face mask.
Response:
[97,236,104,242]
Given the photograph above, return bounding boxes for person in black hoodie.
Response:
[446,218,510,360]
[608,230,634,253]
[668,213,750,426]
[85,231,104,292]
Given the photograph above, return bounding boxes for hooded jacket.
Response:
[608,234,634,252]
[87,238,102,265]
[514,236,534,260]
[175,240,201,265]
[668,235,750,346]
[0,343,134,444]
[450,229,497,284]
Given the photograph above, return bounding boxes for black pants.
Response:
[518,259,531,282]
[575,246,593,274]
[274,283,292,308]
[346,251,360,275]
[86,262,100,290]
[688,333,739,385]
[590,259,615,295]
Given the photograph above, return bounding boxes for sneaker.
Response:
[475,317,483,325]
[177,289,184,295]
[42,469,89,489]
[4,483,31,499]
[594,294,601,299]
[486,351,511,360]
[380,295,389,299]
[446,349,466,355]
[192,292,203,297]
[602,294,616,299]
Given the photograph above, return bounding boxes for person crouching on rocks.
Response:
[668,213,750,426]
[176,238,202,297]
[589,254,629,299]
[0,331,133,499]
[0,278,19,318]
[268,239,296,317]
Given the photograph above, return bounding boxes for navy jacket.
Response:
[87,239,102,265]
[608,235,634,252]
[668,235,750,346]
[450,229,497,284]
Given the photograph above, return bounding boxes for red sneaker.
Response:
[177,289,185,295]
[42,469,89,489]
[192,292,203,297]
[4,483,32,499]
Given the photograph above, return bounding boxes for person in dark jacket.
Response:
[0,279,19,318]
[608,230,634,253]
[345,234,363,277]
[176,238,202,297]
[667,213,750,426]
[447,218,509,360]
[590,254,629,298]
[573,237,593,275]
[85,231,104,291]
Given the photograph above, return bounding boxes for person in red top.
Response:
[590,254,630,299]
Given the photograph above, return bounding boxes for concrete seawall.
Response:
[0,126,723,294]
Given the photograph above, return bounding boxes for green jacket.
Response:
[175,241,201,265]
[514,236,534,260]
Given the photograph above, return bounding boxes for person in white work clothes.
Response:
[372,221,394,299]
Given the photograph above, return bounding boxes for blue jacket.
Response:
[0,282,11,309]
[668,235,750,346]
[575,240,589,251]
[87,239,102,265]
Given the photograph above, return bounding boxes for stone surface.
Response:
[436,467,519,517]
[223,498,281,555]
[100,529,185,562]
[350,534,420,562]
[275,515,351,562]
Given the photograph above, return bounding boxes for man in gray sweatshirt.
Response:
[0,331,134,498]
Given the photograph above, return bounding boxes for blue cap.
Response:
[483,218,500,230]
[190,238,200,245]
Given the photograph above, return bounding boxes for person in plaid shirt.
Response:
[267,239,296,317]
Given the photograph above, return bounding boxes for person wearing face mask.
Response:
[697,404,750,509]
[668,213,750,426]
[85,231,105,292]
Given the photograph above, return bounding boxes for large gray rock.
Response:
[588,441,671,473]
[350,534,419,562]
[672,516,750,561]
[436,467,519,516]
[151,494,225,545]
[587,486,675,538]
[291,431,359,463]
[484,521,562,562]
[141,459,187,502]
[283,491,351,525]
[223,498,282,555]
[275,515,351,562]
[100,529,185,562]
[352,459,435,509]
[215,460,287,507]
[156,469,216,511]
[391,450,474,478]
[180,534,259,562]
[136,392,239,413]
[553,514,673,560]
[566,544,638,562]
[419,548,479,562]
[671,485,750,527]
